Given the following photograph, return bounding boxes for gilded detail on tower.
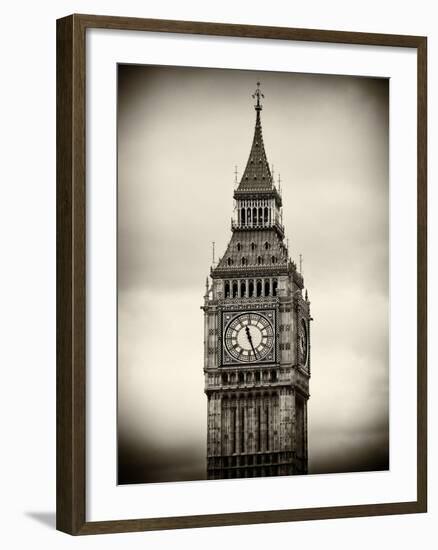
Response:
[202,84,311,480]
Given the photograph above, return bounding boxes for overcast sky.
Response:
[117,64,389,484]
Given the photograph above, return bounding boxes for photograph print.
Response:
[117,64,389,484]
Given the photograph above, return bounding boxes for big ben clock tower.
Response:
[202,83,311,480]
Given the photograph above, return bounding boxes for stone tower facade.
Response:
[202,84,311,480]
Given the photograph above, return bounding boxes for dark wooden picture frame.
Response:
[56,13,427,535]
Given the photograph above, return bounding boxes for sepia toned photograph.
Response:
[117,64,389,485]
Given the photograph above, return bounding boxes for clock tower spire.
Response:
[202,84,311,480]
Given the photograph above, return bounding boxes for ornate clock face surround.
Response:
[222,310,276,365]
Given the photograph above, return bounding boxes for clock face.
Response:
[224,312,274,363]
[300,319,308,364]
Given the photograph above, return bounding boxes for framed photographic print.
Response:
[56,14,427,535]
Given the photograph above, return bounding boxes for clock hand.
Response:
[245,326,258,358]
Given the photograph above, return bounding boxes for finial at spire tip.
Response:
[251,81,264,111]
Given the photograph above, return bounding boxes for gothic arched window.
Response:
[237,242,241,251]
[271,256,277,264]
[272,279,278,297]
[224,281,230,298]
[249,280,254,298]
[227,258,233,266]
[265,242,270,250]
[251,242,256,251]
[264,279,270,295]
[241,257,247,266]
[264,207,269,224]
[257,256,263,265]
[232,281,238,298]
[256,280,262,297]
[241,208,246,226]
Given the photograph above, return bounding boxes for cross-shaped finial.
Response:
[234,165,239,185]
[252,81,264,110]
[299,253,303,274]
